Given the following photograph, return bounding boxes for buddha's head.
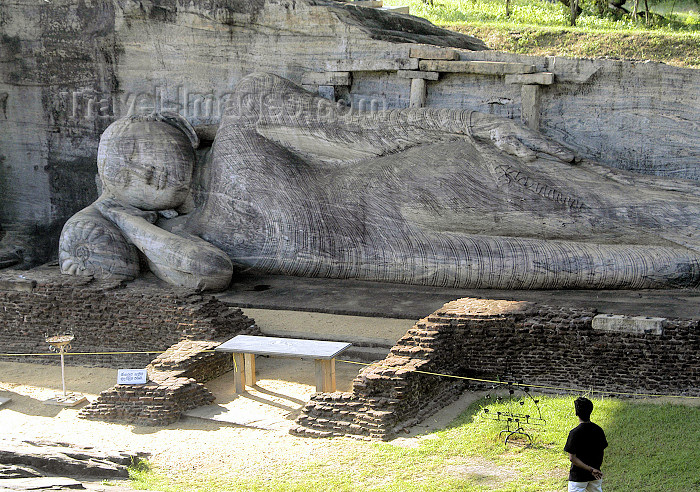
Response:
[97,112,199,210]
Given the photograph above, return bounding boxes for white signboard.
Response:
[117,369,148,385]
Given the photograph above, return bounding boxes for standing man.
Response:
[564,397,608,492]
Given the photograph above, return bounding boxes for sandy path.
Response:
[0,308,422,489]
[3,357,579,491]
[0,355,489,482]
[0,358,362,476]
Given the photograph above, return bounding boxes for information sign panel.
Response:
[117,369,148,385]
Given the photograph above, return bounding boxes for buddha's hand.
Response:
[95,197,159,225]
[469,112,576,164]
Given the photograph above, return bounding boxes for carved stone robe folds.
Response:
[183,73,700,289]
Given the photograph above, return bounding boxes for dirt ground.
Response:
[3,360,695,491]
[0,357,487,490]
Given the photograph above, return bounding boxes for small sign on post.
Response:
[117,369,148,385]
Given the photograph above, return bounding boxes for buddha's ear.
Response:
[156,112,200,150]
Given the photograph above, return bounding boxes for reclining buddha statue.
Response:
[59,72,700,291]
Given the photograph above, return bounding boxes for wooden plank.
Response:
[324,58,418,72]
[396,70,439,81]
[409,78,427,108]
[418,60,536,75]
[409,46,460,60]
[314,359,336,392]
[217,335,351,359]
[244,353,256,386]
[232,353,246,393]
[301,71,352,86]
[505,72,555,85]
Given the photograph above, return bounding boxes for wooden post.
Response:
[244,353,256,387]
[314,359,336,393]
[409,78,427,108]
[233,353,246,393]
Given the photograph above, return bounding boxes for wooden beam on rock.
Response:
[397,70,439,80]
[419,60,536,75]
[505,72,555,85]
[409,46,460,60]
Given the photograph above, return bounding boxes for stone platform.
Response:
[219,272,700,320]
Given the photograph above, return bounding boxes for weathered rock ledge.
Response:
[0,439,147,491]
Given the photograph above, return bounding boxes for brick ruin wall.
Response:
[79,339,241,426]
[0,267,260,425]
[293,298,699,440]
[0,267,257,368]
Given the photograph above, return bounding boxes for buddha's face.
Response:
[98,119,195,210]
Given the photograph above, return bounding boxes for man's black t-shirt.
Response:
[564,421,608,482]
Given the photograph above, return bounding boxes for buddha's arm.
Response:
[95,199,233,291]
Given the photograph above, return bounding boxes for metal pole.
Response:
[60,346,66,396]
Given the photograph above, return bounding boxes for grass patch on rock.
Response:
[383,0,700,67]
[449,24,700,66]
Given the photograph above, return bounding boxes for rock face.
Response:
[1,0,699,270]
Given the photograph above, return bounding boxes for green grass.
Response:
[384,0,700,31]
[381,0,700,66]
[128,395,700,492]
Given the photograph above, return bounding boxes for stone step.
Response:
[505,72,555,85]
[258,328,395,349]
[409,46,460,61]
[241,308,411,347]
[342,345,390,363]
